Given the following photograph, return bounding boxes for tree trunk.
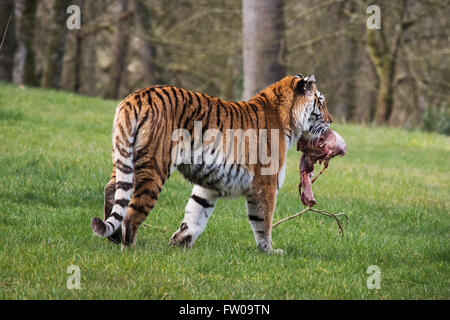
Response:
[78,0,98,96]
[40,0,70,88]
[366,0,408,125]
[0,0,15,81]
[242,0,286,101]
[132,0,156,86]
[343,37,359,121]
[369,44,399,124]
[374,69,394,123]
[105,0,130,99]
[60,29,83,93]
[60,0,81,93]
[338,0,359,121]
[12,0,38,86]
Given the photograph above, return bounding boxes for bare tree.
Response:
[41,0,70,88]
[337,0,360,121]
[365,0,438,124]
[105,0,131,99]
[12,0,38,85]
[1,0,447,130]
[242,0,286,100]
[60,0,83,92]
[132,0,156,86]
[78,0,99,96]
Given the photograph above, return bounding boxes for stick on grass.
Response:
[143,223,168,232]
[272,207,348,237]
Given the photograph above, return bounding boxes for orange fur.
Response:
[94,75,332,252]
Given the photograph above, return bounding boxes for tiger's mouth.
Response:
[296,128,346,207]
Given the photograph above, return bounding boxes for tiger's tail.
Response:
[91,101,137,238]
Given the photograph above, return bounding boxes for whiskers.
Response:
[304,121,329,153]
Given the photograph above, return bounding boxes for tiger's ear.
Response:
[296,74,315,94]
[305,74,316,83]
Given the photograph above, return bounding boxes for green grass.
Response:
[0,81,449,300]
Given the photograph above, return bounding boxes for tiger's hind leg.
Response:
[169,185,218,248]
[103,178,115,221]
[121,164,167,248]
[103,177,123,244]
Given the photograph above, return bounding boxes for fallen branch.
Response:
[143,223,168,232]
[0,12,12,52]
[272,207,348,237]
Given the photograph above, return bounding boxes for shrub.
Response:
[422,103,450,136]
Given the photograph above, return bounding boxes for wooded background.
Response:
[0,0,448,133]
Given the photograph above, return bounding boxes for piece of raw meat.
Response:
[297,129,346,207]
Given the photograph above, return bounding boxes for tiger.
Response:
[90,74,333,253]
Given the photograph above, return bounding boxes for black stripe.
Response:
[216,100,221,128]
[217,100,228,132]
[111,212,123,221]
[177,89,188,128]
[171,87,179,109]
[117,124,130,146]
[180,91,194,129]
[194,92,202,108]
[184,101,200,131]
[134,188,159,200]
[146,89,153,109]
[188,93,203,128]
[136,109,149,132]
[228,103,234,129]
[134,138,153,163]
[133,177,152,193]
[155,89,166,107]
[248,215,264,222]
[249,103,259,129]
[243,106,255,128]
[115,144,130,158]
[161,88,174,111]
[234,103,244,129]
[132,102,138,121]
[115,159,133,174]
[191,194,214,208]
[115,181,133,191]
[201,96,213,132]
[114,198,129,208]
[201,163,218,182]
[129,203,148,215]
[140,160,162,177]
[135,94,142,112]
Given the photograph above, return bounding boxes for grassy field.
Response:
[0,81,449,299]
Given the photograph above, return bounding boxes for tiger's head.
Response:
[263,74,333,141]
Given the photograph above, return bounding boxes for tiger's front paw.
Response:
[169,222,196,248]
